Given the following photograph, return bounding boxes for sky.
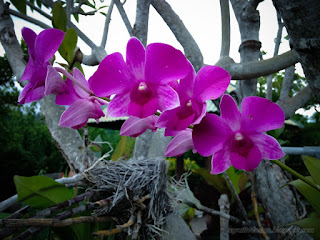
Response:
[1,0,318,116]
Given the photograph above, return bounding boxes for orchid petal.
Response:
[23,86,45,104]
[220,95,241,132]
[18,82,33,104]
[193,113,232,156]
[73,68,90,98]
[21,57,36,81]
[230,144,262,171]
[156,84,180,112]
[145,43,189,84]
[178,61,196,101]
[34,29,65,63]
[241,96,285,133]
[55,79,81,105]
[193,66,231,102]
[126,37,146,82]
[165,129,194,157]
[128,95,158,118]
[44,65,69,96]
[250,133,285,160]
[89,52,132,97]
[59,99,104,129]
[107,93,131,117]
[21,27,37,57]
[191,100,207,125]
[211,144,232,174]
[120,115,158,137]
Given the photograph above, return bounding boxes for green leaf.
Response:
[289,215,320,239]
[302,155,320,185]
[14,175,73,208]
[289,177,320,215]
[111,136,135,161]
[52,2,67,31]
[72,61,84,75]
[10,0,26,14]
[196,168,229,194]
[267,125,285,139]
[58,28,78,64]
[226,167,248,194]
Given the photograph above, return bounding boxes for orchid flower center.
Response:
[234,132,244,141]
[138,82,148,91]
[231,132,253,157]
[186,100,192,107]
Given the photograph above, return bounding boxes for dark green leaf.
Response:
[73,13,79,22]
[302,155,320,185]
[289,215,320,239]
[58,28,78,64]
[196,168,229,194]
[289,177,320,215]
[10,0,26,14]
[52,2,67,31]
[14,175,73,208]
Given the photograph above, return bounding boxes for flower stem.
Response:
[271,160,320,192]
[54,67,94,95]
[92,96,109,105]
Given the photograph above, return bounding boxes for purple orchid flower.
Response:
[89,37,190,118]
[120,115,158,137]
[193,94,285,173]
[165,129,195,157]
[18,27,65,104]
[156,61,231,136]
[56,68,105,129]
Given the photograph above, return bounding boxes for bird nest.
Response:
[83,157,170,239]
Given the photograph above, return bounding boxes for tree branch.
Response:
[151,0,203,71]
[133,0,151,46]
[114,0,133,36]
[282,147,320,158]
[24,0,52,20]
[219,0,230,58]
[8,9,51,30]
[279,65,295,100]
[100,0,114,48]
[218,50,299,80]
[266,13,284,100]
[277,86,313,119]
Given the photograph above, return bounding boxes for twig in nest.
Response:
[93,214,136,237]
[0,216,112,228]
[134,194,151,210]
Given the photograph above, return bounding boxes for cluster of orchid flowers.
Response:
[19,27,285,174]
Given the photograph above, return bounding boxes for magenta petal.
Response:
[193,66,231,102]
[241,96,285,133]
[44,66,69,96]
[126,37,146,82]
[120,115,158,137]
[21,58,36,81]
[128,95,157,118]
[165,129,194,157]
[107,93,131,117]
[220,95,241,132]
[55,79,81,105]
[249,133,285,160]
[73,68,90,98]
[90,52,132,97]
[156,84,180,112]
[34,29,65,63]
[178,61,196,101]
[145,43,189,84]
[18,83,33,104]
[193,114,232,156]
[230,144,262,171]
[59,99,104,129]
[21,27,37,57]
[191,100,207,125]
[210,144,232,174]
[23,86,45,103]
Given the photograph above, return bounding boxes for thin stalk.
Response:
[54,67,94,95]
[272,160,320,191]
[92,96,109,105]
[219,0,230,57]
